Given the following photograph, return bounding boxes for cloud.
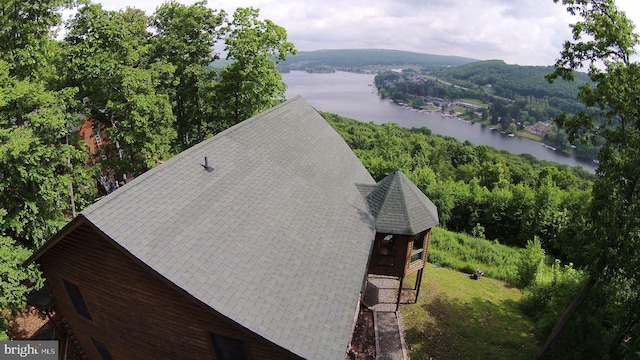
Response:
[251,0,575,65]
[86,0,640,66]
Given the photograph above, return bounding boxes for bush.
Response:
[471,223,485,239]
[520,261,621,359]
[516,237,545,288]
[0,236,44,340]
[520,260,584,333]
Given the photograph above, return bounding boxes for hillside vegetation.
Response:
[434,60,590,115]
[403,262,537,360]
[324,112,593,252]
[406,227,587,360]
[374,62,601,158]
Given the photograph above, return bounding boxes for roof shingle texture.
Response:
[358,170,439,235]
[81,97,376,360]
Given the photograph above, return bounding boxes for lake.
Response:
[283,71,598,172]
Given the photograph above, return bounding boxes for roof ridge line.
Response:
[394,170,414,234]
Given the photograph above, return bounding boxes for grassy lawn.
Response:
[401,264,538,360]
[459,98,487,106]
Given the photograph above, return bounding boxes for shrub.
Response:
[520,260,584,332]
[520,260,621,359]
[471,223,485,239]
[516,237,545,288]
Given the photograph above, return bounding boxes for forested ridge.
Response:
[0,0,295,339]
[435,60,590,115]
[374,62,602,159]
[277,49,478,73]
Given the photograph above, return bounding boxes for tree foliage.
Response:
[517,237,546,288]
[537,0,640,358]
[215,7,296,126]
[150,0,226,148]
[0,236,44,340]
[0,0,295,339]
[0,66,93,246]
[0,0,77,80]
[64,4,177,176]
[324,112,593,251]
[0,0,98,340]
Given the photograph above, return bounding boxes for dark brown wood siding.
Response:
[37,222,301,360]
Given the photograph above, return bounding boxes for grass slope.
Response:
[402,264,537,360]
[428,227,521,284]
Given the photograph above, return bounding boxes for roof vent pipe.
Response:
[202,156,214,172]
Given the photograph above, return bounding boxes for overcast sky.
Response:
[92,0,640,66]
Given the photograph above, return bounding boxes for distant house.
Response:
[77,118,111,167]
[26,96,438,359]
[454,101,486,110]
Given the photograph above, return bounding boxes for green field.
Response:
[401,264,538,360]
[459,98,487,106]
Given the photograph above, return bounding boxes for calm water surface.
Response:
[283,71,597,172]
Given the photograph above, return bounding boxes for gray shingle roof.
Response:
[358,170,439,235]
[77,97,376,359]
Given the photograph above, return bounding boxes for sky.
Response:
[90,0,640,66]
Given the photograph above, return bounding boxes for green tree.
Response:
[517,237,545,288]
[0,236,44,340]
[151,0,226,148]
[215,7,296,126]
[0,67,92,246]
[0,0,76,81]
[65,4,176,176]
[538,0,640,357]
[0,0,94,247]
[0,0,95,339]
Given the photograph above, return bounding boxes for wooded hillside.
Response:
[374,62,602,158]
[277,49,478,72]
[434,60,590,115]
[323,112,593,253]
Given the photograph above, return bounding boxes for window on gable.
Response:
[210,333,248,360]
[91,337,112,360]
[63,280,92,321]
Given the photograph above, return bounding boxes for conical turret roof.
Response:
[358,170,439,235]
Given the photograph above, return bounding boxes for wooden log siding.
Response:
[37,222,302,360]
[405,230,430,275]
